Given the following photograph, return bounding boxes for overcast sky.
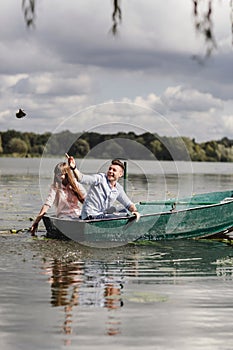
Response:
[0,0,233,141]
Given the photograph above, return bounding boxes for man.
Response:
[67,155,140,221]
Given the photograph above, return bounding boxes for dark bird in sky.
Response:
[16,109,26,118]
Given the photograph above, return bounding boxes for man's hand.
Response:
[132,211,140,222]
[128,204,140,222]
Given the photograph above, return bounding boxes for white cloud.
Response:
[11,72,92,96]
[222,115,233,134]
[161,86,223,112]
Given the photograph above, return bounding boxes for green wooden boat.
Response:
[42,190,233,244]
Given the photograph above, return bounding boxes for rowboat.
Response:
[42,190,233,244]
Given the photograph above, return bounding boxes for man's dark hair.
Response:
[111,159,125,171]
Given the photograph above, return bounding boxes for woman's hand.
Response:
[66,153,76,170]
[29,222,38,236]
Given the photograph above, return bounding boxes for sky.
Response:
[0,0,233,142]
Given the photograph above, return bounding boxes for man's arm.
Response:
[128,203,140,221]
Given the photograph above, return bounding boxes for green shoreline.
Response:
[1,129,233,162]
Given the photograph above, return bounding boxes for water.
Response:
[1,158,233,350]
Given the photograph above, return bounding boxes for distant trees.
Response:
[7,138,28,156]
[0,136,3,154]
[1,129,233,161]
[0,130,51,157]
[68,139,90,158]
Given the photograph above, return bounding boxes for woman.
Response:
[30,162,86,236]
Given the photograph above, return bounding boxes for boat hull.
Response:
[42,190,233,243]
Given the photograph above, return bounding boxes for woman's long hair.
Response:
[53,162,85,204]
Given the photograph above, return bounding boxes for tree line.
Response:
[0,129,233,162]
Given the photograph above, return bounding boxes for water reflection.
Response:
[48,259,84,307]
[214,256,233,279]
[104,281,123,336]
[37,239,233,346]
[41,256,125,342]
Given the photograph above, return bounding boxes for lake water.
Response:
[1,158,233,350]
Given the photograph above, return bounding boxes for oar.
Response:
[139,200,221,206]
[123,161,127,193]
